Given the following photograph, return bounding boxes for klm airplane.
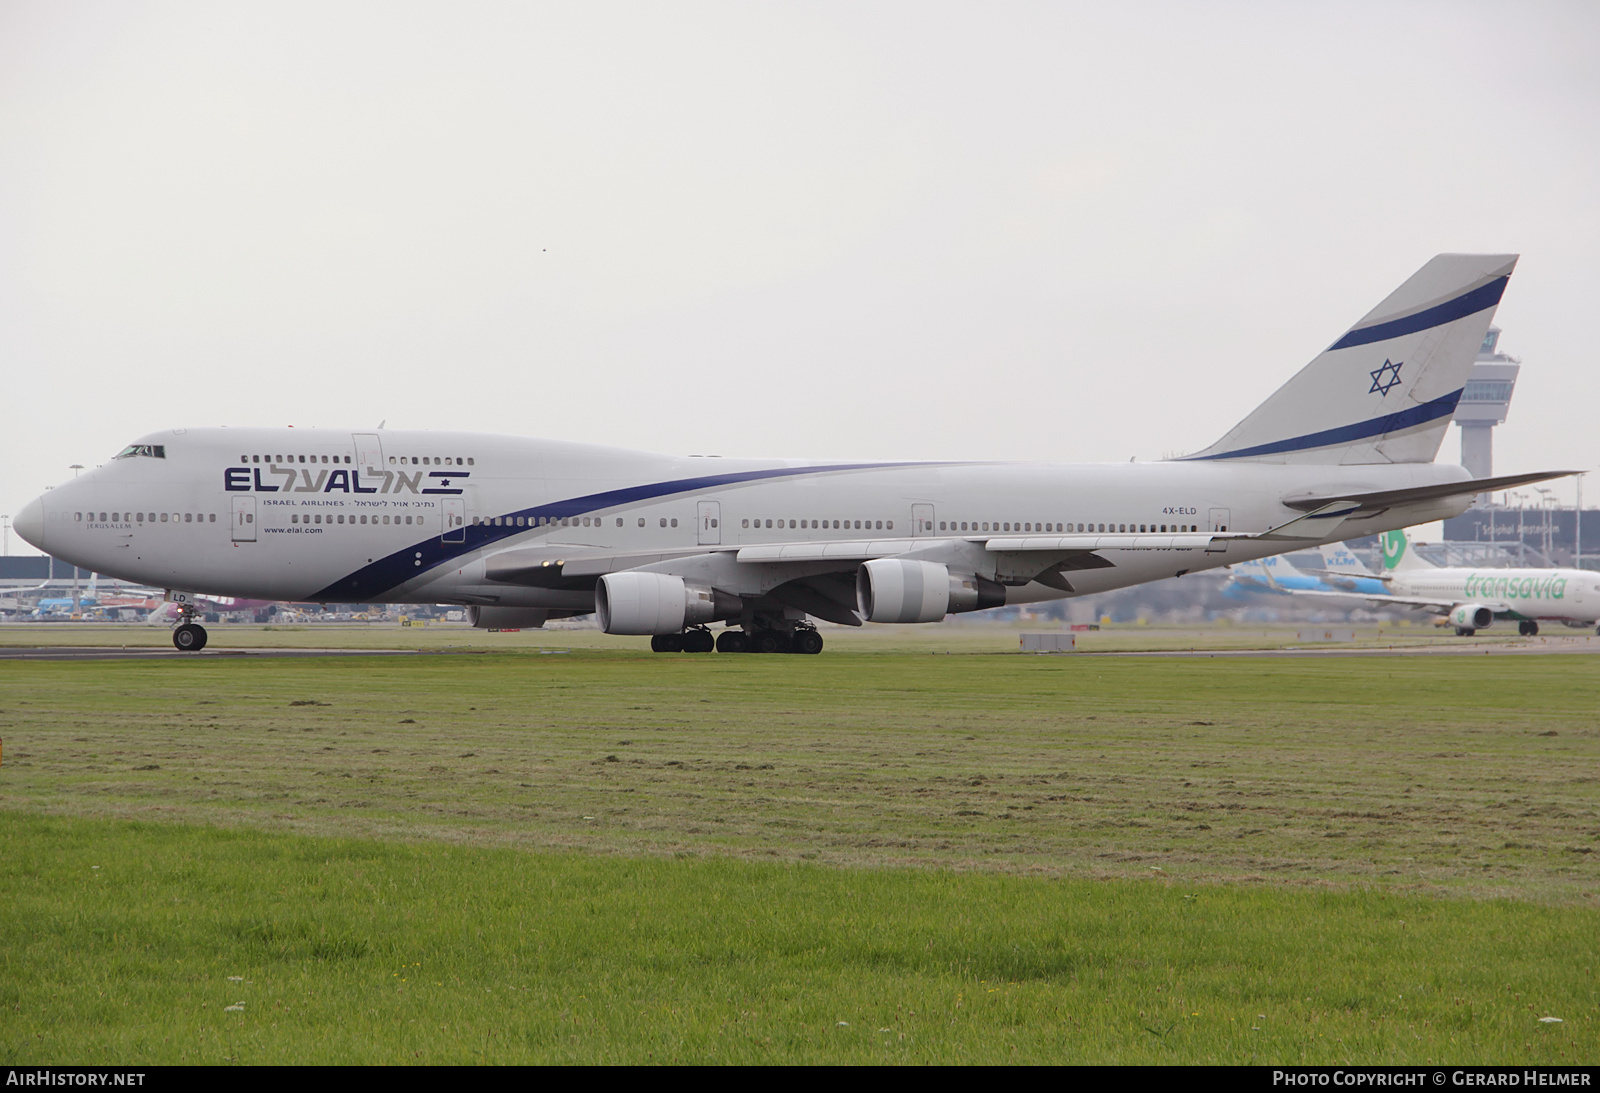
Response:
[1313,542,1390,596]
[1222,544,1390,601]
[13,255,1571,653]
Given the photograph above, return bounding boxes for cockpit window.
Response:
[113,444,166,460]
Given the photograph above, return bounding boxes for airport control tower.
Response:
[1455,326,1520,503]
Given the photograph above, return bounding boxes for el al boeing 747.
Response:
[12,254,1573,653]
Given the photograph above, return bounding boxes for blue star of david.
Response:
[1368,358,1403,397]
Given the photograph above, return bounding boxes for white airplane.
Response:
[1358,528,1600,637]
[12,254,1573,653]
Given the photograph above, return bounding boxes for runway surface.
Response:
[1,636,1596,661]
[0,646,442,661]
[1087,636,1600,658]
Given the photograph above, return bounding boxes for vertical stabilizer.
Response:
[1317,542,1372,575]
[1185,254,1517,465]
[1379,529,1432,573]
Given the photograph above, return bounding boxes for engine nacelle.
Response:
[1448,604,1495,630]
[856,560,1008,623]
[469,606,556,629]
[595,571,737,634]
[857,559,951,623]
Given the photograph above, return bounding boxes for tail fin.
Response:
[1185,254,1517,465]
[1378,528,1432,573]
[1317,542,1371,575]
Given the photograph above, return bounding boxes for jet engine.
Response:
[468,606,586,629]
[856,559,1006,623]
[1448,604,1495,630]
[595,571,739,634]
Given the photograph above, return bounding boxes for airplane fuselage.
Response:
[1391,565,1598,625]
[25,427,1477,611]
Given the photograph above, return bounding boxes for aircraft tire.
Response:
[1519,621,1539,636]
[173,624,207,652]
[650,633,685,653]
[715,630,749,653]
[682,628,715,653]
[791,629,824,655]
[1454,627,1475,637]
[750,630,788,654]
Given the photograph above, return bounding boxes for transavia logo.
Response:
[1368,358,1404,396]
[1465,573,1567,600]
[1380,530,1407,569]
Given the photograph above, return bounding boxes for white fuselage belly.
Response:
[32,428,1475,609]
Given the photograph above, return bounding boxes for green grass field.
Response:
[1,631,1596,1063]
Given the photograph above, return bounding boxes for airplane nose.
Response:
[14,496,46,552]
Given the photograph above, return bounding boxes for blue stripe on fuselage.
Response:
[307,460,945,602]
[1187,388,1462,461]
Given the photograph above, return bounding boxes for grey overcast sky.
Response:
[3,1,1598,551]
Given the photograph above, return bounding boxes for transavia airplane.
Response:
[1346,528,1600,637]
[12,254,1575,654]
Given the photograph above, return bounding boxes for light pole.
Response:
[1578,473,1587,572]
[1536,487,1555,562]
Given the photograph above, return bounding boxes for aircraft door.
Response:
[697,501,721,546]
[353,433,385,483]
[231,496,257,542]
[442,498,465,543]
[1209,507,1231,532]
[911,503,935,536]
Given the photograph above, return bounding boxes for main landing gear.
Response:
[171,601,208,652]
[1518,620,1540,636]
[651,624,823,655]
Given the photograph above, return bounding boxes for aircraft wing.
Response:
[478,502,1360,626]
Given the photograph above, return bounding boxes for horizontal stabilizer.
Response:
[1282,469,1578,516]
